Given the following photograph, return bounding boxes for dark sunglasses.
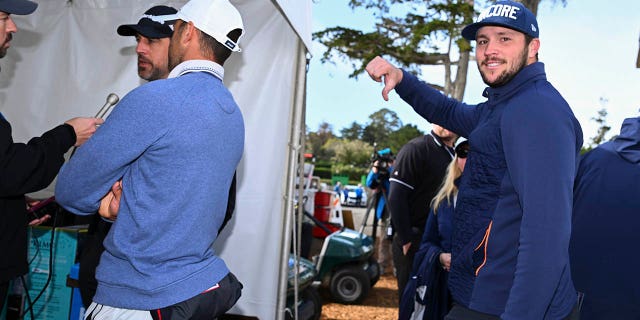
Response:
[455,147,469,159]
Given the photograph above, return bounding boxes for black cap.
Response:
[117,5,177,39]
[0,0,37,15]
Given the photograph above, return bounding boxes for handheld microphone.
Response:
[95,93,120,119]
[69,93,120,158]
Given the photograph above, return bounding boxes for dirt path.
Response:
[319,274,398,320]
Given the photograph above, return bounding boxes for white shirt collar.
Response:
[167,60,224,80]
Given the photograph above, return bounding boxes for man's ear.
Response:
[182,21,197,44]
[528,38,540,59]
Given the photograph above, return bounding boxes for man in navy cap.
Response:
[0,0,36,58]
[0,0,102,311]
[366,1,582,319]
[77,5,178,308]
[117,5,177,81]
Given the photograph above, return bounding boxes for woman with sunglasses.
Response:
[400,140,469,320]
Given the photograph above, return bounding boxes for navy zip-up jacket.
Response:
[395,62,582,319]
[570,117,640,319]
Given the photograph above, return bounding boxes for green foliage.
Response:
[589,106,611,147]
[328,139,374,167]
[306,122,336,161]
[580,103,612,154]
[332,163,369,182]
[314,166,333,179]
[305,108,425,181]
[361,108,402,147]
[313,0,474,82]
[388,124,425,153]
[340,122,364,140]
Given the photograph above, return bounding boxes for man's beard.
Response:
[479,47,529,88]
[0,34,11,58]
[168,49,183,71]
[138,61,164,82]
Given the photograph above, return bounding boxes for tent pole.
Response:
[276,40,308,320]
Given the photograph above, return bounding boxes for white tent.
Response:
[0,0,311,318]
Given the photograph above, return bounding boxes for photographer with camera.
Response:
[366,148,395,275]
[387,125,457,302]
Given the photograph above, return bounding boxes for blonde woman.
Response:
[400,140,468,320]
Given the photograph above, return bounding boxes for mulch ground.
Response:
[319,273,399,320]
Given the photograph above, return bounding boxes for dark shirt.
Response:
[0,117,75,282]
[388,133,454,245]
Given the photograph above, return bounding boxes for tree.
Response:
[314,0,568,101]
[314,0,475,100]
[590,108,611,147]
[330,139,374,166]
[306,122,336,162]
[340,121,364,140]
[580,98,612,154]
[361,108,402,147]
[388,124,425,153]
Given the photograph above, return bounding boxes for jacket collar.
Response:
[430,131,455,158]
[482,62,547,104]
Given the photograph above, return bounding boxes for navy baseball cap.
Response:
[462,0,538,41]
[117,5,178,39]
[0,0,37,15]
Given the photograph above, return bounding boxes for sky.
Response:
[306,0,640,145]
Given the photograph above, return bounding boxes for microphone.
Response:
[69,93,120,158]
[95,93,120,119]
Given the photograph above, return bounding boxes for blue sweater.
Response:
[55,71,244,309]
[396,62,582,319]
[570,117,640,319]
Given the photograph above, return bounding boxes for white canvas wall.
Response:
[0,0,310,318]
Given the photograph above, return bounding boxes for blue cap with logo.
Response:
[462,0,538,41]
[0,0,37,15]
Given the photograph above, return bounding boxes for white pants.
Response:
[84,302,152,320]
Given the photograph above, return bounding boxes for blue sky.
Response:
[306,0,640,144]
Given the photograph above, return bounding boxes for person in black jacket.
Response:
[387,125,457,300]
[0,0,103,311]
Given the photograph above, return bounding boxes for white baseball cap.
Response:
[176,0,244,52]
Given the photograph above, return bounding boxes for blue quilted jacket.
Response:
[395,62,582,319]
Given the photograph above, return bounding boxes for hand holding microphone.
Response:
[65,117,104,146]
[66,93,119,147]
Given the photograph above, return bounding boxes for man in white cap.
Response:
[55,0,245,318]
[77,4,179,309]
[0,0,102,311]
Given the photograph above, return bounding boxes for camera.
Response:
[371,147,393,181]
